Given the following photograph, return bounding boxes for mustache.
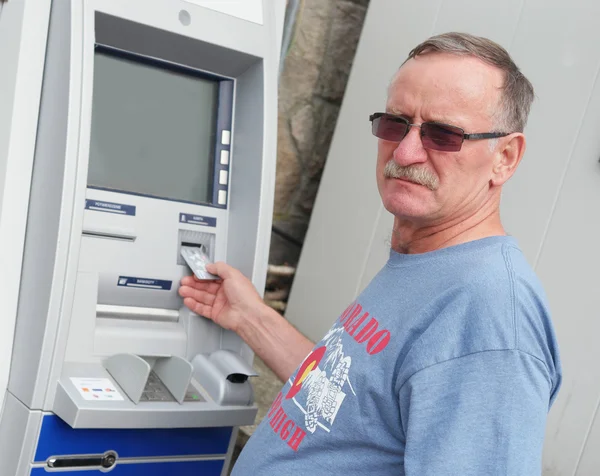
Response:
[383,161,439,191]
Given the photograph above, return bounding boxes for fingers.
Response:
[183,297,213,319]
[180,277,222,293]
[182,262,241,283]
[181,275,198,286]
[179,285,217,306]
[181,275,222,287]
[205,261,237,280]
[192,275,224,285]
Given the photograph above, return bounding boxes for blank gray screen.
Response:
[88,50,218,204]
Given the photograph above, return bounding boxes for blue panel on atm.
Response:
[31,459,225,475]
[33,415,232,462]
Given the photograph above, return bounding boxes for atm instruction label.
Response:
[117,276,172,291]
[71,377,124,401]
[179,213,216,227]
[86,199,136,216]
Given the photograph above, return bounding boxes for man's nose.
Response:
[392,126,428,166]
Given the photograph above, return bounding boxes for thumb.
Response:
[206,261,236,279]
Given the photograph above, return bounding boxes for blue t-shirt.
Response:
[232,236,562,475]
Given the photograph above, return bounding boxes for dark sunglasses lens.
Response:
[372,115,408,142]
[421,123,463,151]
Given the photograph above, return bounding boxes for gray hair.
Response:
[404,32,534,133]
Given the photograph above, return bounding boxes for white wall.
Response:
[0,0,51,415]
[286,1,600,474]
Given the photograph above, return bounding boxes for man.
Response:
[179,32,561,475]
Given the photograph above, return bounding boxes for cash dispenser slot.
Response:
[82,227,136,242]
[96,304,179,323]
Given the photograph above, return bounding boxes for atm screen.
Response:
[87,48,219,204]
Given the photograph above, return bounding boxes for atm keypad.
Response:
[140,371,175,402]
[139,372,205,402]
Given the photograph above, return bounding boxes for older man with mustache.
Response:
[179,32,562,475]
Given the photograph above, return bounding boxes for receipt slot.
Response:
[0,0,283,474]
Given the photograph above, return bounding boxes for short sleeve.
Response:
[398,350,551,476]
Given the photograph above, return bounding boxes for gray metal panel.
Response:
[8,0,72,407]
[191,351,255,406]
[0,0,22,415]
[576,400,600,476]
[53,376,257,429]
[0,0,51,415]
[357,208,394,294]
[153,355,193,404]
[272,0,285,62]
[432,0,524,44]
[499,0,600,264]
[0,392,30,476]
[103,354,151,404]
[532,58,600,476]
[226,60,264,279]
[0,392,43,476]
[95,12,261,79]
[0,0,19,191]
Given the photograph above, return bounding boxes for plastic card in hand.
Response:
[180,246,219,280]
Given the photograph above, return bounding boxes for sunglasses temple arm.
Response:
[464,132,509,140]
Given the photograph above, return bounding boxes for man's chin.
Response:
[381,191,432,220]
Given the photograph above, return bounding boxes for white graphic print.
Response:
[289,324,356,434]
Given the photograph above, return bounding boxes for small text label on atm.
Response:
[85,199,136,216]
[71,377,124,401]
[179,213,217,227]
[117,276,173,291]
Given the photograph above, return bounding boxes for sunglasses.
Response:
[369,112,510,152]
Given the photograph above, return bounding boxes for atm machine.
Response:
[0,0,283,474]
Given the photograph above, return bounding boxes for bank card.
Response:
[180,246,219,280]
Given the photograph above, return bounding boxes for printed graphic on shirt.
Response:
[264,301,391,451]
[286,326,356,434]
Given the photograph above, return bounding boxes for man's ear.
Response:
[490,133,526,187]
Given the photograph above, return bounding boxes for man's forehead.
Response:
[384,102,471,127]
[387,53,503,123]
[392,53,503,87]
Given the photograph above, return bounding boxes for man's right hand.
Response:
[178,262,266,333]
[179,261,315,382]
